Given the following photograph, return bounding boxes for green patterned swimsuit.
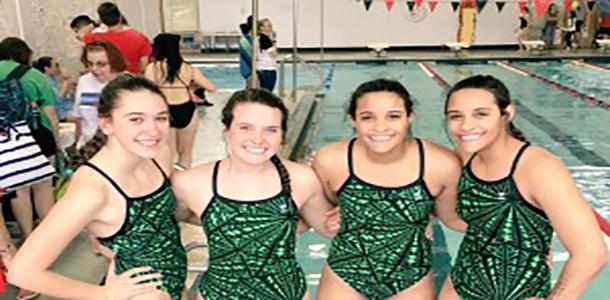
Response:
[327,138,434,300]
[85,161,187,300]
[199,156,307,300]
[452,144,553,300]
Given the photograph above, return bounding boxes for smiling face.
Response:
[351,91,412,154]
[225,102,283,165]
[446,88,511,153]
[99,89,170,158]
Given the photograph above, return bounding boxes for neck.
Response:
[361,136,412,165]
[99,139,148,173]
[224,156,274,177]
[108,24,124,31]
[475,134,520,168]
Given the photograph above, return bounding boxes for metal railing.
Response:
[278,54,325,99]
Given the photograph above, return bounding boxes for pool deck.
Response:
[185,48,610,64]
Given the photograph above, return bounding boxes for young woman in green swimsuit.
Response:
[172,88,336,300]
[8,75,188,300]
[314,79,466,300]
[439,75,607,300]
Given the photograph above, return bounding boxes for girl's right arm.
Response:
[7,169,161,299]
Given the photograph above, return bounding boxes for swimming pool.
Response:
[201,61,610,299]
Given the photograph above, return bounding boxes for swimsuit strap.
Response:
[414,138,425,181]
[347,138,357,175]
[270,155,291,195]
[509,143,531,177]
[212,160,221,196]
[151,159,168,180]
[83,162,131,199]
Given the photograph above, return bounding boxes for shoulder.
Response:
[171,162,215,192]
[313,140,349,170]
[283,159,318,185]
[518,145,565,177]
[62,164,109,206]
[420,139,461,173]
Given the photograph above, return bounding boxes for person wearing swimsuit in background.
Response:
[517,7,530,51]
[8,75,188,300]
[438,75,607,300]
[314,79,466,300]
[146,33,217,169]
[172,88,338,300]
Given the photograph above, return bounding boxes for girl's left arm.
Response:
[529,154,607,299]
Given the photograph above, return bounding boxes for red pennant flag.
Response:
[563,0,572,12]
[386,0,395,11]
[364,0,373,10]
[534,0,552,17]
[415,0,425,7]
[519,0,527,12]
[429,0,439,12]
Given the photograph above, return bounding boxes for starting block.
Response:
[523,40,545,53]
[596,39,610,51]
[368,43,389,58]
[444,42,470,56]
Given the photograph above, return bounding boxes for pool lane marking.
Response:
[496,61,610,110]
[419,62,451,90]
[422,62,609,167]
[571,60,610,72]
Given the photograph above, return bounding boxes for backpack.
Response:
[0,64,40,136]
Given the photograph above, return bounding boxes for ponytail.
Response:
[68,130,108,170]
[508,122,527,142]
[270,155,291,195]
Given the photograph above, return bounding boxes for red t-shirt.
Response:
[84,28,152,74]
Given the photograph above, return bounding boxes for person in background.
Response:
[70,15,98,42]
[0,36,59,300]
[516,7,531,51]
[146,33,217,170]
[33,56,76,120]
[72,40,126,147]
[84,2,152,74]
[542,3,559,48]
[562,9,578,49]
[257,18,278,92]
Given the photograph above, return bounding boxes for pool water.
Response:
[202,61,610,299]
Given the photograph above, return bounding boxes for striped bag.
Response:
[0,121,55,191]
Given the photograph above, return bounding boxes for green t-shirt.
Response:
[0,60,56,132]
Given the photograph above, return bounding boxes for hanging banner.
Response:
[458,0,477,44]
[534,0,552,17]
[364,0,373,10]
[495,1,506,12]
[429,0,439,12]
[386,0,395,11]
[477,0,488,12]
[451,0,461,11]
[587,0,596,10]
[406,0,416,11]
